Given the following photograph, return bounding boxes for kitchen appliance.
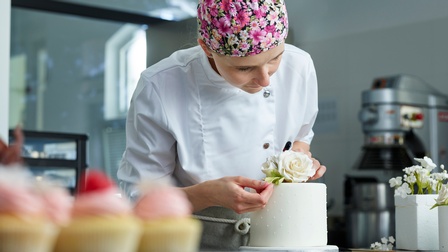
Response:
[345,74,448,248]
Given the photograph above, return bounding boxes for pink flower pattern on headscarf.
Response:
[198,0,289,57]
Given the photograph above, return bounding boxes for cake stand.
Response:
[239,245,339,252]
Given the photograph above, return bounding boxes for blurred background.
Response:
[1,0,448,248]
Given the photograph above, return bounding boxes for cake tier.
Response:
[249,183,327,247]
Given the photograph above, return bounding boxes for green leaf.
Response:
[264,176,285,185]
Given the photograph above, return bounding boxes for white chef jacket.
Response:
[118,44,318,197]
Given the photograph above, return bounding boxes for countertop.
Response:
[201,245,339,252]
[239,245,339,251]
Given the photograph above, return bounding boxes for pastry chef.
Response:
[118,0,326,249]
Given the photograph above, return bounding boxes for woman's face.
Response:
[199,40,285,94]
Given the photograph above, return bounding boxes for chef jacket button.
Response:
[263,143,270,149]
[263,90,270,98]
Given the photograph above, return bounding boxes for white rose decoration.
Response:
[261,155,279,176]
[278,150,316,183]
[261,150,316,184]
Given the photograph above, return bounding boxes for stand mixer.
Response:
[345,74,448,248]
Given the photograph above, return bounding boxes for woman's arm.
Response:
[292,141,310,153]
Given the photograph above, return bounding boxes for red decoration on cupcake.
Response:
[79,169,114,194]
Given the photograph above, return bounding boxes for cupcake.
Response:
[37,179,73,227]
[0,165,59,252]
[134,182,202,252]
[53,169,141,252]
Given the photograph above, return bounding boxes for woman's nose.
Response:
[254,68,270,87]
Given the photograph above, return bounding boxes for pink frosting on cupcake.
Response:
[72,169,133,217]
[39,185,73,225]
[0,165,74,225]
[72,187,132,217]
[0,165,45,217]
[134,184,192,220]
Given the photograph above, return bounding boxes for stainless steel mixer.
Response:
[345,74,448,248]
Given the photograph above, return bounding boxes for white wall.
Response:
[0,0,11,142]
[285,0,448,44]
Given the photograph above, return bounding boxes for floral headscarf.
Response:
[197,0,289,57]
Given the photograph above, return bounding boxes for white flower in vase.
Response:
[389,177,402,187]
[395,183,412,198]
[431,185,448,209]
[389,156,447,197]
[391,156,446,251]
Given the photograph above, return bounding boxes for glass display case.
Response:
[9,130,88,195]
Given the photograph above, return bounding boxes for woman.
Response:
[118,0,326,249]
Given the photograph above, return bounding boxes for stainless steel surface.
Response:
[350,183,393,210]
[346,210,393,249]
[344,179,395,248]
[358,74,448,166]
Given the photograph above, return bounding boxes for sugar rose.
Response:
[261,155,279,176]
[261,150,316,184]
[278,150,316,183]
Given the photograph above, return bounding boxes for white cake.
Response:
[249,183,327,247]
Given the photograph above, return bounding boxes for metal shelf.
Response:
[9,130,88,195]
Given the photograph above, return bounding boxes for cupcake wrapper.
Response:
[0,215,59,252]
[138,217,202,252]
[54,216,142,252]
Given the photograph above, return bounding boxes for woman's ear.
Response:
[197,39,213,58]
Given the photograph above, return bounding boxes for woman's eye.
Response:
[271,55,281,62]
[237,67,251,72]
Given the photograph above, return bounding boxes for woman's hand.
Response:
[292,141,326,181]
[182,176,274,214]
[308,158,326,181]
[0,126,24,165]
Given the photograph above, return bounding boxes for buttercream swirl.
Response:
[72,187,132,217]
[39,184,73,225]
[0,166,45,216]
[134,185,192,220]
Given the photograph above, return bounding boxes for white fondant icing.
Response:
[249,183,327,247]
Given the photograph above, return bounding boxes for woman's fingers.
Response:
[233,176,270,193]
[216,176,273,214]
[239,182,273,213]
[310,164,327,181]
